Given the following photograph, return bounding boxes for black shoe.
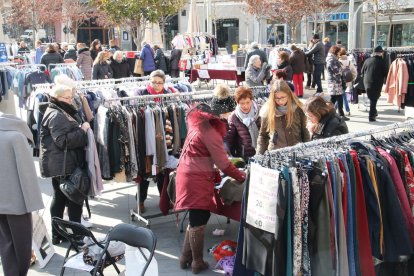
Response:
[341,116,350,121]
[369,118,376,122]
[52,236,62,245]
[375,112,378,118]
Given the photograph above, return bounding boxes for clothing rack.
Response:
[48,63,77,71]
[0,62,17,67]
[104,89,215,103]
[16,64,46,70]
[268,120,414,155]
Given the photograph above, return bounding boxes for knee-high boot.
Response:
[189,225,209,274]
[179,225,192,269]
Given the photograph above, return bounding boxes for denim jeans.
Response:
[313,64,324,92]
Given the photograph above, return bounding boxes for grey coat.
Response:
[0,113,44,215]
[245,65,267,87]
[305,40,325,65]
[77,48,93,80]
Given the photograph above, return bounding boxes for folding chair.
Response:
[92,223,157,276]
[52,217,121,276]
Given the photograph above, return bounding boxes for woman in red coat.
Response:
[175,104,246,274]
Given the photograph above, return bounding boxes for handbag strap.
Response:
[61,143,67,177]
[177,131,198,167]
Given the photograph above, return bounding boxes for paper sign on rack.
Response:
[197,69,210,79]
[246,163,279,234]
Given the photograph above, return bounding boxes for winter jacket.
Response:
[326,53,344,96]
[175,108,246,212]
[338,55,357,90]
[64,49,77,61]
[110,58,130,79]
[0,113,44,215]
[245,64,267,87]
[277,61,293,81]
[90,49,100,61]
[384,58,409,107]
[154,48,168,73]
[257,105,309,154]
[311,109,348,140]
[305,40,325,65]
[140,44,156,72]
[225,109,261,160]
[76,48,93,80]
[244,47,268,68]
[361,55,388,99]
[40,50,64,69]
[92,62,113,80]
[39,100,88,178]
[290,50,306,74]
[170,49,182,70]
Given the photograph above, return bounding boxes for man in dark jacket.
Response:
[63,45,77,61]
[244,42,268,69]
[305,34,325,93]
[361,46,388,121]
[170,45,182,77]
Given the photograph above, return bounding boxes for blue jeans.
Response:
[313,64,324,92]
[342,93,350,112]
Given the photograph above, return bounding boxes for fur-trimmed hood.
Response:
[187,108,227,137]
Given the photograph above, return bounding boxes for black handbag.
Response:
[60,144,90,205]
[353,75,365,91]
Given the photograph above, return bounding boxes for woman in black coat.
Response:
[224,87,260,160]
[170,46,182,77]
[92,51,113,80]
[110,51,130,79]
[153,45,168,73]
[41,43,64,70]
[39,85,90,245]
[304,96,348,140]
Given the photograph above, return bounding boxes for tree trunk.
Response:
[291,25,296,43]
[373,0,378,47]
[388,15,393,47]
[313,13,318,34]
[160,18,166,49]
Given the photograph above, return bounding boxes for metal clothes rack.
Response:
[16,64,46,71]
[268,120,414,155]
[48,63,78,71]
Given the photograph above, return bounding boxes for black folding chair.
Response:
[92,223,157,276]
[52,217,121,276]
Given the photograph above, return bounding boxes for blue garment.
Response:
[140,44,156,72]
[339,153,356,276]
[35,46,45,64]
[313,64,324,93]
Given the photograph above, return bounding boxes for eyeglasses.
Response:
[151,81,164,86]
[275,96,288,102]
[59,96,73,101]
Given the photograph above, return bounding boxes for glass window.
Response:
[401,23,414,46]
[371,25,389,47]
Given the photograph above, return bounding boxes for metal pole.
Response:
[32,0,36,46]
[352,3,365,50]
[348,0,354,50]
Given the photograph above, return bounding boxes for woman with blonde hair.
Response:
[92,51,113,80]
[257,80,309,153]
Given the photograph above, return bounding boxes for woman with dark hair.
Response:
[326,45,349,120]
[304,96,348,140]
[40,43,64,69]
[175,103,246,273]
[257,80,309,153]
[89,39,102,61]
[225,86,261,160]
[277,51,293,81]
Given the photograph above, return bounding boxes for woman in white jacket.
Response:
[338,48,357,116]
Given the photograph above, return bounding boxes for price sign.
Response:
[0,43,8,62]
[246,163,279,234]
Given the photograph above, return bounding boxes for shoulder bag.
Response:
[60,144,91,205]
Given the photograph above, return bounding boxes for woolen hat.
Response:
[210,96,236,116]
[374,45,384,53]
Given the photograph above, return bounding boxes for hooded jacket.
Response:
[257,104,309,154]
[225,104,261,159]
[0,113,44,214]
[39,99,88,178]
[175,108,246,212]
[77,48,93,80]
[140,44,156,72]
[311,109,348,140]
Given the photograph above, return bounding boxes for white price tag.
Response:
[152,164,157,176]
[246,163,279,234]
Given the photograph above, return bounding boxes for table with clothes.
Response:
[190,69,245,86]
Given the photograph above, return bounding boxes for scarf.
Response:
[146,83,166,102]
[235,101,259,149]
[50,97,81,123]
[276,105,288,115]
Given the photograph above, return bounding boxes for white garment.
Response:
[95,106,109,146]
[145,107,156,160]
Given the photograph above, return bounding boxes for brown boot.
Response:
[189,225,209,274]
[139,202,146,213]
[179,225,192,269]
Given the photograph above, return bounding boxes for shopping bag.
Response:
[134,59,144,75]
[125,245,158,276]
